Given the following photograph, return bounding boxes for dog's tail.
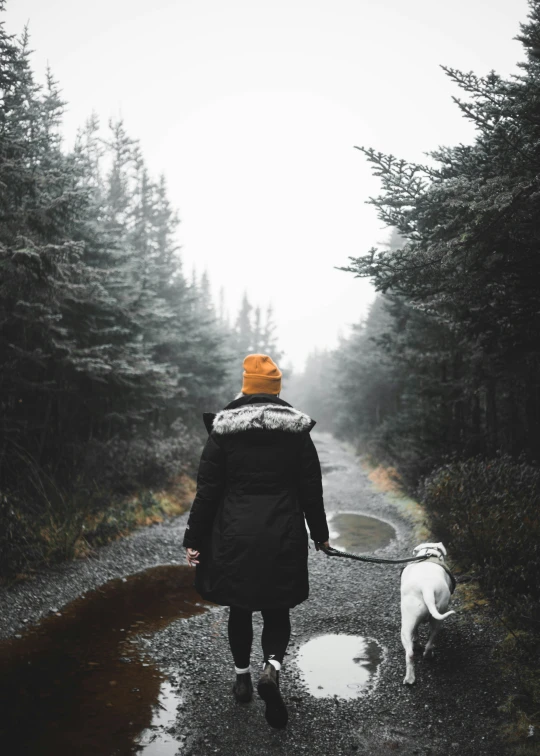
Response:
[422,588,455,621]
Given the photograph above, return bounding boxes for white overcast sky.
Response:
[6,0,530,370]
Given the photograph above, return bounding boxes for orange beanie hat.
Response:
[242,354,282,395]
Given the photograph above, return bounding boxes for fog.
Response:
[7,0,529,368]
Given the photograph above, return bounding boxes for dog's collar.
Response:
[416,547,445,560]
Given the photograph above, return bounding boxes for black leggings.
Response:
[228,606,291,669]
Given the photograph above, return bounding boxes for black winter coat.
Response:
[183,394,329,610]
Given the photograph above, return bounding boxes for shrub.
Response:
[0,420,201,580]
[0,476,98,579]
[421,456,540,629]
[82,420,200,492]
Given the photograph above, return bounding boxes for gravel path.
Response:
[0,433,511,755]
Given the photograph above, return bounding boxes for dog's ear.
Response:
[437,542,447,556]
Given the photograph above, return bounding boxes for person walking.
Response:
[183,354,329,729]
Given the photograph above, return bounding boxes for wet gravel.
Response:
[0,433,512,755]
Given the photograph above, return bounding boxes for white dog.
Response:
[400,542,456,685]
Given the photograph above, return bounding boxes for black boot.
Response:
[257,663,288,729]
[233,671,253,703]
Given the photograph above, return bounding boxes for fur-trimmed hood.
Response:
[204,402,315,435]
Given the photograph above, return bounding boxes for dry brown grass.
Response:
[366,463,403,494]
[77,474,196,552]
[152,474,197,517]
[360,457,429,543]
[2,475,196,582]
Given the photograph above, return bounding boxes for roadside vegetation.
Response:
[290,2,540,748]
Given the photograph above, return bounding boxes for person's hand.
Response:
[186,548,200,566]
[315,541,330,552]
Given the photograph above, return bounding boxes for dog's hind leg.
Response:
[401,617,418,685]
[423,618,441,659]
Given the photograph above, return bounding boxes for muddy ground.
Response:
[0,433,514,755]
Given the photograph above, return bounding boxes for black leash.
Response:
[320,544,430,565]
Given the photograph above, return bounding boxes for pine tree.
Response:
[339,0,540,475]
[261,304,282,361]
[234,293,253,355]
[0,14,230,497]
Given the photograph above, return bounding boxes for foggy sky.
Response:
[6,0,529,370]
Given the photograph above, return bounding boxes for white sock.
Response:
[265,659,281,672]
[235,665,250,675]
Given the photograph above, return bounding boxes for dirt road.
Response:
[0,433,510,755]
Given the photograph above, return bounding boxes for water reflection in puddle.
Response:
[0,565,213,756]
[135,681,181,755]
[297,634,384,698]
[328,512,396,553]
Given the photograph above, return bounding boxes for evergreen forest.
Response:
[0,4,279,576]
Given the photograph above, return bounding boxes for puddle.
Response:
[297,634,384,698]
[0,565,213,756]
[328,512,396,553]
